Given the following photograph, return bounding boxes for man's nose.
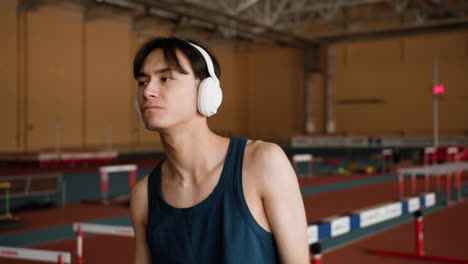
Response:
[143,79,160,99]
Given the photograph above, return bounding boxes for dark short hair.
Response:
[133,37,221,81]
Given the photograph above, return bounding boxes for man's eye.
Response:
[161,77,172,82]
[138,81,148,87]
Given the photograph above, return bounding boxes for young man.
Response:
[130,37,309,263]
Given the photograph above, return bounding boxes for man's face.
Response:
[136,49,200,131]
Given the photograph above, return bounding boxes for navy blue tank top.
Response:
[146,137,279,263]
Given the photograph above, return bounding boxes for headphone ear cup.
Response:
[198,77,222,117]
[135,97,143,121]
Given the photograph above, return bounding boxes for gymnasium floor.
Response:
[1,167,467,264]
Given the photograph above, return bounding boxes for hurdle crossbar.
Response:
[99,164,137,174]
[0,246,71,263]
[292,154,313,177]
[398,162,468,175]
[99,164,138,204]
[73,222,134,237]
[397,162,468,199]
[307,192,436,245]
[293,154,313,163]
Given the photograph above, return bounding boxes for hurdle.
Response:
[73,222,134,264]
[397,162,468,203]
[381,149,394,173]
[99,164,138,205]
[447,147,462,202]
[370,209,468,264]
[0,246,71,263]
[292,154,313,177]
[0,173,66,208]
[306,192,437,263]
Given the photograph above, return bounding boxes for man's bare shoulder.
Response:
[130,175,149,226]
[245,140,286,166]
[244,140,294,184]
[131,174,149,201]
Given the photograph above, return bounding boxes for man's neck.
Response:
[159,122,228,186]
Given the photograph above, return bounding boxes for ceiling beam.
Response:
[130,0,319,47]
[314,17,468,43]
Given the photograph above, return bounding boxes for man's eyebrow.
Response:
[136,68,172,78]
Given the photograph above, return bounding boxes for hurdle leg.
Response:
[129,170,137,189]
[455,171,462,202]
[100,172,109,205]
[424,173,429,193]
[415,210,424,256]
[58,254,63,264]
[436,174,441,193]
[411,173,416,195]
[311,253,322,264]
[398,173,404,199]
[446,172,451,205]
[77,225,83,264]
[310,243,322,264]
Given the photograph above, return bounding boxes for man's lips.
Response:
[143,106,163,111]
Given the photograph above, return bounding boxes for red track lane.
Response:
[0,235,134,264]
[304,180,401,222]
[325,199,468,263]
[2,172,467,264]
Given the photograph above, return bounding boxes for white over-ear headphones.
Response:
[135,41,222,120]
[189,42,223,117]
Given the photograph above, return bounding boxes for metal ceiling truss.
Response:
[18,0,468,47]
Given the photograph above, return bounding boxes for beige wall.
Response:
[84,18,133,149]
[244,44,304,141]
[333,31,468,136]
[208,43,248,138]
[1,0,466,152]
[26,5,83,150]
[0,0,18,152]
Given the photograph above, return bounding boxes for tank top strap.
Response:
[231,137,274,241]
[220,137,247,187]
[147,160,165,223]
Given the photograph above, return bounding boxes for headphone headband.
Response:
[188,42,219,84]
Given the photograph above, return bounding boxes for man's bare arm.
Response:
[130,175,151,264]
[251,142,309,263]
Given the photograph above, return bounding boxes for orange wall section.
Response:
[84,18,133,150]
[245,44,305,141]
[0,0,19,151]
[25,5,84,151]
[333,31,468,136]
[208,43,246,138]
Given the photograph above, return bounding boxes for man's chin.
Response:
[144,121,167,132]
